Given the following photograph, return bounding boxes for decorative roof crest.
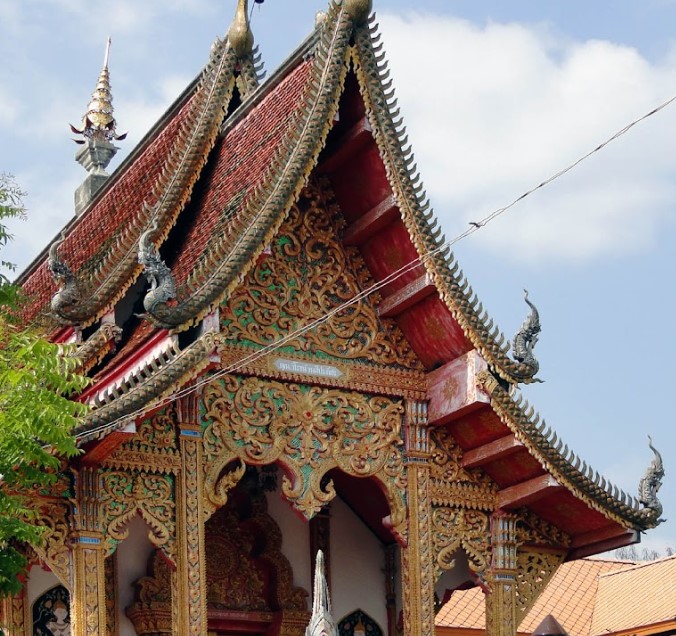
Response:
[345,0,373,25]
[228,0,254,58]
[70,37,127,144]
[48,233,81,319]
[638,436,665,524]
[511,289,541,379]
[306,550,337,636]
[138,215,177,315]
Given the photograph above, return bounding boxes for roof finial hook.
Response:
[638,435,665,525]
[511,289,541,380]
[345,0,373,25]
[229,0,254,58]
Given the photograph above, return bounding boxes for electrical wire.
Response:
[75,90,676,441]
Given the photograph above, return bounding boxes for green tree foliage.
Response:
[0,174,89,596]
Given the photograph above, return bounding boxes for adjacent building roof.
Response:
[436,558,646,636]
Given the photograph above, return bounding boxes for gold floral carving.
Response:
[431,507,491,577]
[126,549,173,636]
[515,550,565,617]
[516,510,572,549]
[202,376,407,538]
[220,179,421,372]
[428,427,498,510]
[99,470,176,561]
[1,589,27,636]
[205,484,308,612]
[32,500,71,589]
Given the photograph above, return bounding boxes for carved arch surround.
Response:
[200,375,408,542]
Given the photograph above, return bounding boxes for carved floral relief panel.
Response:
[201,375,407,539]
[219,180,421,372]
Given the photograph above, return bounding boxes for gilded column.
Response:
[1,588,29,636]
[176,395,208,636]
[402,401,434,636]
[71,467,107,636]
[485,513,518,636]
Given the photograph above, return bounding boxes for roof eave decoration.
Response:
[349,15,542,386]
[477,370,663,530]
[76,332,219,445]
[49,20,243,327]
[229,0,265,97]
[140,0,356,330]
[638,437,665,524]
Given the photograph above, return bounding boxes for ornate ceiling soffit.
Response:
[70,37,127,144]
[76,332,219,445]
[141,0,354,331]
[638,436,665,524]
[511,290,541,380]
[48,233,82,322]
[50,34,239,327]
[477,371,662,529]
[350,19,541,385]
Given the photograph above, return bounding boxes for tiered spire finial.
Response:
[70,37,126,144]
[306,551,337,636]
[228,0,254,58]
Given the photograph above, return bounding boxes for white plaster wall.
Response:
[330,497,387,632]
[116,515,156,636]
[265,489,312,602]
[26,565,61,608]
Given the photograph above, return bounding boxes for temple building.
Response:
[2,1,664,636]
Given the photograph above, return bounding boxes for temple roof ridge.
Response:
[40,1,262,328]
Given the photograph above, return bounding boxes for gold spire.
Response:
[228,0,254,58]
[70,37,126,144]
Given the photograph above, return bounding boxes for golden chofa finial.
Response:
[228,0,254,58]
[345,0,372,25]
[70,37,127,144]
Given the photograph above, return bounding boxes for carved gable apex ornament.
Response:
[306,550,337,636]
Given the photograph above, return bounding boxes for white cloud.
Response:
[378,13,676,264]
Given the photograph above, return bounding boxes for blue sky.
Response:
[1,0,675,553]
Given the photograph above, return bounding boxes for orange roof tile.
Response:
[436,559,634,636]
[590,554,676,635]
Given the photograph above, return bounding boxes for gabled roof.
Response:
[436,558,635,636]
[19,0,662,542]
[591,554,676,635]
[19,9,264,328]
[437,555,676,636]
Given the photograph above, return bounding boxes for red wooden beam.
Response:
[79,421,136,466]
[568,529,639,560]
[571,523,638,549]
[342,194,399,246]
[497,474,562,509]
[318,117,373,174]
[461,434,524,469]
[427,351,490,426]
[378,273,436,318]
